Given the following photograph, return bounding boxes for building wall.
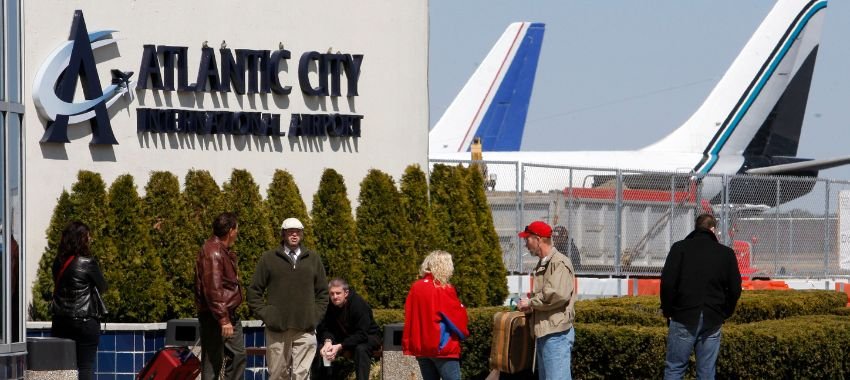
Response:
[23,1,429,300]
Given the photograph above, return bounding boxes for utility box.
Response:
[25,337,77,380]
[381,323,421,380]
[166,318,200,346]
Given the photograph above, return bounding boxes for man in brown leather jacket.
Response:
[194,212,246,380]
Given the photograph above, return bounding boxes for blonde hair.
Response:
[420,250,454,286]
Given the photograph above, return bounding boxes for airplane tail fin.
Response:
[429,22,544,154]
[642,0,827,175]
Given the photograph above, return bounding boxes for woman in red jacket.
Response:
[403,250,469,380]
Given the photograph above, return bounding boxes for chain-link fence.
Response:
[430,159,850,279]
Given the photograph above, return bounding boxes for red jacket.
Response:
[402,274,469,358]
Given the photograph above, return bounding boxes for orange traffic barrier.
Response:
[835,283,850,307]
[741,280,789,290]
[627,279,661,296]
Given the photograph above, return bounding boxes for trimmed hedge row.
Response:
[573,315,850,379]
[576,290,848,326]
[372,290,850,379]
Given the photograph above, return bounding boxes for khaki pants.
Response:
[266,329,317,380]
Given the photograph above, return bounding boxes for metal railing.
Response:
[429,159,850,279]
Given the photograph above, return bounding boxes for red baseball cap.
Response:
[518,221,552,238]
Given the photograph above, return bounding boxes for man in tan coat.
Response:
[517,221,576,380]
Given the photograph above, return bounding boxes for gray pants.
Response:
[199,311,247,380]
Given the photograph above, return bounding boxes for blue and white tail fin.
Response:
[429,22,544,154]
[642,0,828,176]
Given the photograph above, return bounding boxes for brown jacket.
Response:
[195,236,242,325]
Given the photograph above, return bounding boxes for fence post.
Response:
[517,162,525,285]
[670,175,675,250]
[615,169,623,276]
[824,180,831,277]
[774,178,781,276]
[722,174,731,246]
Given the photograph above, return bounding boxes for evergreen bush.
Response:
[107,174,169,322]
[222,169,276,317]
[143,172,197,319]
[399,164,436,266]
[312,168,365,294]
[31,172,111,321]
[68,171,110,260]
[29,191,73,320]
[264,169,315,248]
[429,164,488,307]
[356,169,417,308]
[464,164,509,306]
[183,170,223,249]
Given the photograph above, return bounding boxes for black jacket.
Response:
[317,289,380,349]
[660,229,742,327]
[52,255,108,320]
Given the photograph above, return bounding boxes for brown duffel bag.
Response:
[489,311,534,374]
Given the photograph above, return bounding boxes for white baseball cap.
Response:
[281,218,304,230]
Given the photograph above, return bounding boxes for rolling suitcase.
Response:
[137,346,201,380]
[489,311,533,374]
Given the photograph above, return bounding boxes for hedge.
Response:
[370,290,850,379]
[576,290,848,326]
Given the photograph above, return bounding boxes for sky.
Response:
[428,0,850,182]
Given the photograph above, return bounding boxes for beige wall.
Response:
[23,1,429,298]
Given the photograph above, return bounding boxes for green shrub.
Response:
[29,191,73,320]
[429,164,487,307]
[108,174,168,322]
[68,171,110,266]
[719,315,850,379]
[143,172,196,319]
[399,164,436,264]
[264,169,315,248]
[728,289,847,323]
[575,291,847,325]
[464,164,509,306]
[312,168,365,295]
[222,169,276,319]
[183,170,223,249]
[357,169,417,308]
[574,323,668,379]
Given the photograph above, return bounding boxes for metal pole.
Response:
[517,162,524,295]
[723,174,730,246]
[615,169,623,276]
[670,175,675,248]
[824,180,831,277]
[775,179,781,276]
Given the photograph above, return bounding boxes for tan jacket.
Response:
[528,247,576,338]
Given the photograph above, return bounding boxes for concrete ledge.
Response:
[24,369,77,380]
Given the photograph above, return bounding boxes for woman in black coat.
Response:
[51,221,108,380]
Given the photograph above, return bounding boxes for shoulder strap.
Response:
[54,255,77,294]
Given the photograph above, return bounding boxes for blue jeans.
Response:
[536,328,574,380]
[664,313,722,380]
[416,357,461,380]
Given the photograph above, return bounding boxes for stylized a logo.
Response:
[33,10,133,145]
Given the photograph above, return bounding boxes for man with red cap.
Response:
[517,220,576,380]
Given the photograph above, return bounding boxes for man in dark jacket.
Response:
[194,212,246,380]
[660,213,741,380]
[247,217,329,380]
[553,225,581,270]
[316,278,381,380]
